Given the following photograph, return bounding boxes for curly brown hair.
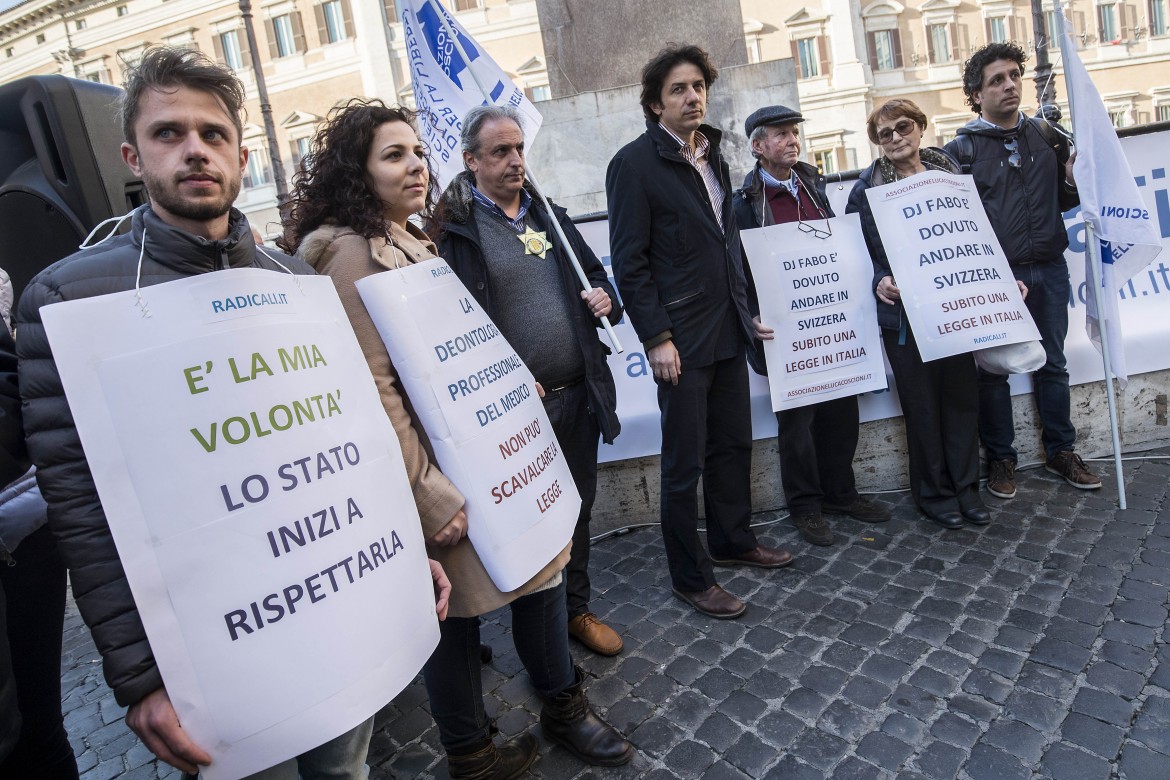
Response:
[279,99,438,254]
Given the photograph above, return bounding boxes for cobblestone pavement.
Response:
[64,450,1170,779]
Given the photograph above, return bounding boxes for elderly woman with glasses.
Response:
[845,98,994,530]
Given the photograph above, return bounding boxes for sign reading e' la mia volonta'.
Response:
[741,213,887,411]
[42,269,438,780]
[356,258,579,593]
[864,172,1040,361]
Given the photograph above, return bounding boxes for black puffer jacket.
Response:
[945,116,1079,265]
[433,174,622,444]
[16,206,311,707]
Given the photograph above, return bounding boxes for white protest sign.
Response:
[741,213,887,411]
[356,259,579,592]
[42,270,438,780]
[864,172,1040,361]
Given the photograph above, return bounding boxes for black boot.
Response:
[540,666,635,766]
[447,732,539,780]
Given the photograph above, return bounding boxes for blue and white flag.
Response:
[1058,7,1162,383]
[399,0,543,189]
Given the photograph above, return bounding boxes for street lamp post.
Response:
[238,0,288,206]
[1031,0,1057,108]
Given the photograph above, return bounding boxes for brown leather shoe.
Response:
[672,584,747,619]
[568,612,624,656]
[710,545,794,568]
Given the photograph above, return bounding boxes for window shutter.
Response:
[314,3,327,44]
[954,23,966,60]
[342,0,355,39]
[212,32,225,64]
[292,11,306,52]
[867,31,879,70]
[265,18,278,59]
[383,0,398,21]
[984,18,993,42]
[790,39,800,76]
[926,25,936,62]
[892,29,904,67]
[818,35,831,76]
[239,27,251,63]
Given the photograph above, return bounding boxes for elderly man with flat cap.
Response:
[733,105,889,547]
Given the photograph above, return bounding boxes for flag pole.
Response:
[1056,2,1127,508]
[426,1,623,354]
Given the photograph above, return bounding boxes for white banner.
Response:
[399,0,544,189]
[41,270,438,779]
[740,214,887,411]
[863,172,1040,361]
[356,259,579,593]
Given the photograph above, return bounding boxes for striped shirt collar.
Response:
[471,185,532,232]
[660,123,711,163]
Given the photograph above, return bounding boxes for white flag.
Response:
[399,0,543,189]
[1059,6,1162,383]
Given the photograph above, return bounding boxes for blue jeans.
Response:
[243,718,373,780]
[978,260,1076,462]
[422,579,574,752]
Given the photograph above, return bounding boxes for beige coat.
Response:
[299,221,569,617]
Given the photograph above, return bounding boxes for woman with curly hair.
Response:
[280,99,632,779]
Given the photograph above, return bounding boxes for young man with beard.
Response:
[16,47,449,779]
[945,43,1100,500]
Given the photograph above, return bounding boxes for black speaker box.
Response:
[0,75,146,303]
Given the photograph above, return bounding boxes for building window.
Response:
[530,84,551,102]
[268,13,304,58]
[75,18,87,31]
[1109,108,1129,126]
[452,0,480,9]
[36,33,45,44]
[1098,3,1119,42]
[1156,104,1170,121]
[290,136,312,171]
[244,145,273,188]
[219,30,245,70]
[316,0,354,44]
[988,16,1008,42]
[797,38,820,77]
[927,23,954,63]
[814,149,838,175]
[5,47,13,58]
[117,5,128,16]
[1151,0,1168,35]
[867,29,903,71]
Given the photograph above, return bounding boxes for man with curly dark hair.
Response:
[945,42,1101,500]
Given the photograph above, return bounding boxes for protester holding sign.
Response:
[430,105,626,658]
[16,49,451,779]
[846,100,993,530]
[733,104,890,547]
[282,100,633,777]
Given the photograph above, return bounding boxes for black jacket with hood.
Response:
[15,206,311,707]
[945,115,1079,266]
[432,173,622,445]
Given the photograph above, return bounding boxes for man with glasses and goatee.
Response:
[946,42,1100,502]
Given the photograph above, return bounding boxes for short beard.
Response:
[142,168,241,223]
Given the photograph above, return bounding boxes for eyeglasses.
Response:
[1003,137,1021,168]
[876,119,917,145]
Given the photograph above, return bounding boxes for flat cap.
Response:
[744,105,805,137]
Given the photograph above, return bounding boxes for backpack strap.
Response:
[951,134,975,174]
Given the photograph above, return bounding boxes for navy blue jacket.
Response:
[605,121,755,367]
